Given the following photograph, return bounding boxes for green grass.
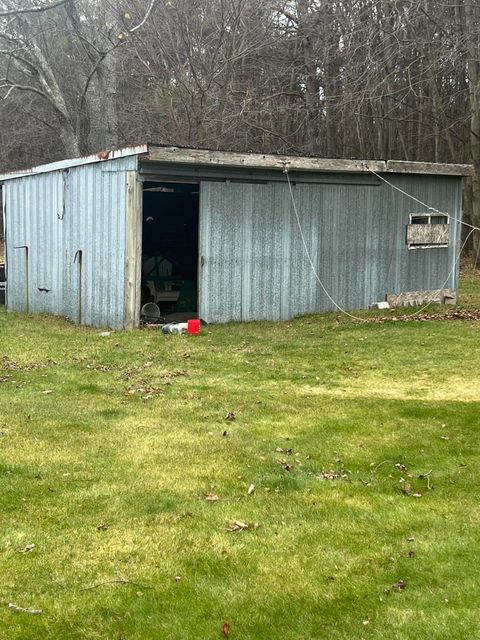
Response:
[1,276,480,640]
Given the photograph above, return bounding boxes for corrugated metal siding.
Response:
[199,174,462,323]
[4,156,136,328]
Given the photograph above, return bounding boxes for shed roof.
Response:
[0,144,473,181]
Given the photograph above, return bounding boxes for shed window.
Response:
[407,213,449,249]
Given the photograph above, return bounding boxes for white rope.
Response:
[284,167,367,322]
[283,164,475,323]
[403,228,473,317]
[367,168,480,233]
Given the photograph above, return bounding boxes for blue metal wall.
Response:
[199,174,462,322]
[4,155,137,328]
[3,158,463,328]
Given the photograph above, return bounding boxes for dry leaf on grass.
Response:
[205,493,220,502]
[247,484,255,495]
[18,543,35,553]
[222,621,231,637]
[225,412,236,421]
[8,603,42,615]
[401,482,412,495]
[393,580,407,591]
[226,520,249,532]
[318,469,350,481]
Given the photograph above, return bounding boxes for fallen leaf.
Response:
[222,621,231,637]
[276,447,285,453]
[226,520,249,532]
[42,390,53,395]
[318,469,350,481]
[8,603,42,615]
[247,484,255,495]
[225,412,236,421]
[393,580,407,591]
[412,492,422,498]
[402,482,412,495]
[18,543,35,553]
[205,493,219,502]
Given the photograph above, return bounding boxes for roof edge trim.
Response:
[0,144,473,180]
[0,145,149,182]
[145,146,387,174]
[144,146,473,177]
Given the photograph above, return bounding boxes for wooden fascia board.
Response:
[145,146,474,176]
[385,160,473,177]
[145,146,387,174]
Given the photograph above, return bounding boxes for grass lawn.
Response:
[0,275,479,640]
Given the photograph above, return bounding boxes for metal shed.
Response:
[0,144,473,328]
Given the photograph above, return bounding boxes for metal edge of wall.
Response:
[453,178,464,293]
[125,170,143,329]
[198,182,206,322]
[1,183,6,309]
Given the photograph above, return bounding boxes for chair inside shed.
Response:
[141,182,199,320]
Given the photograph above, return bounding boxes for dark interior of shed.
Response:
[141,182,199,319]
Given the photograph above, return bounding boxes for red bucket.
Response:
[187,319,201,335]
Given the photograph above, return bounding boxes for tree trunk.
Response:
[465,0,480,267]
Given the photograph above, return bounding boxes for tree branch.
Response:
[130,0,158,33]
[0,0,72,18]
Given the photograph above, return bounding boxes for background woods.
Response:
[1,0,480,259]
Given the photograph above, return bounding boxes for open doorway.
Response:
[141,182,199,321]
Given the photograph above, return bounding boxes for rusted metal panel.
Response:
[0,145,147,182]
